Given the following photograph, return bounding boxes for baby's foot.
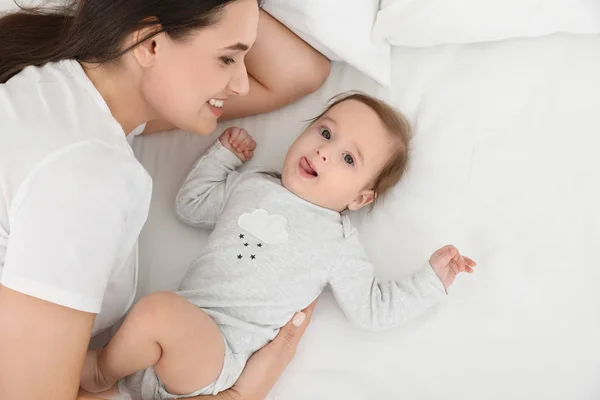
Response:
[80,349,114,393]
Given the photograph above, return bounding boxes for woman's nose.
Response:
[227,63,250,97]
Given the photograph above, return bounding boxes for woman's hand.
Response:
[429,245,477,290]
[218,10,330,121]
[212,300,318,400]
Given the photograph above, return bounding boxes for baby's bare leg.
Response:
[78,384,120,399]
[81,292,224,395]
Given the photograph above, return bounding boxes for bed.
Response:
[131,25,600,399]
[0,0,597,397]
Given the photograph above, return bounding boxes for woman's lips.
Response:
[207,101,224,118]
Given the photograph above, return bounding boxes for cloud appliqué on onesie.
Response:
[238,209,288,245]
[234,209,288,261]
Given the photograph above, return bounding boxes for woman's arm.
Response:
[0,286,95,400]
[0,144,150,400]
[144,10,330,134]
[219,9,330,120]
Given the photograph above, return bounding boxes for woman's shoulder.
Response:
[0,60,125,148]
[0,61,148,210]
[11,141,152,217]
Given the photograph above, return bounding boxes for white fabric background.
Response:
[374,0,600,47]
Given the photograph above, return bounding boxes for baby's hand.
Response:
[219,126,256,163]
[429,245,476,290]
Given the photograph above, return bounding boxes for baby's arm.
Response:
[329,234,474,331]
[176,127,256,229]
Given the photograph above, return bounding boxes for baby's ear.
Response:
[348,189,376,211]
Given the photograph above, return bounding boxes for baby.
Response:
[81,92,476,400]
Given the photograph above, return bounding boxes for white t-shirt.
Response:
[0,60,152,336]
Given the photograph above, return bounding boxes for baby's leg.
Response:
[78,384,120,399]
[81,292,224,396]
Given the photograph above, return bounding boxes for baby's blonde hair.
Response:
[310,91,412,208]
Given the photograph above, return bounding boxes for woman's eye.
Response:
[221,57,235,65]
[344,153,355,166]
[320,128,331,140]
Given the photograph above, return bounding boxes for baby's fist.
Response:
[429,245,476,290]
[219,126,256,163]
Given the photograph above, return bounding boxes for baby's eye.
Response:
[320,127,331,140]
[343,153,355,166]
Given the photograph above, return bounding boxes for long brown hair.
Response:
[311,92,412,208]
[0,0,258,83]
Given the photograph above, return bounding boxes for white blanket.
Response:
[133,33,600,399]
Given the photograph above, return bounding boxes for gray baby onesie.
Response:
[120,141,446,400]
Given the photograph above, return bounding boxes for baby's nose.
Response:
[316,149,328,162]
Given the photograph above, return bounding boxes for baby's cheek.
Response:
[339,170,362,190]
[320,179,347,201]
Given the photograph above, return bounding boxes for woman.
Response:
[0,0,328,398]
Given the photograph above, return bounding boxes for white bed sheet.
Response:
[132,33,600,399]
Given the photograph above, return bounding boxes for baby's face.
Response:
[282,100,394,212]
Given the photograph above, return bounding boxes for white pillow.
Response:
[262,0,390,87]
[374,0,600,47]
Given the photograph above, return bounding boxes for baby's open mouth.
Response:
[300,156,318,177]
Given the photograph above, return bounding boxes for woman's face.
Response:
[140,0,259,134]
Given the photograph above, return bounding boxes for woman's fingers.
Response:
[211,298,319,400]
[278,298,318,357]
[297,299,317,329]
